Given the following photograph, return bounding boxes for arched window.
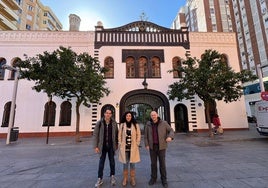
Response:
[126,57,135,78]
[104,56,114,78]
[42,101,56,126]
[221,54,229,67]
[59,101,72,126]
[151,56,161,78]
[9,57,21,80]
[172,57,182,78]
[138,56,148,78]
[1,101,13,127]
[0,58,7,80]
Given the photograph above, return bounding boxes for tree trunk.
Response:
[75,100,81,142]
[205,101,214,137]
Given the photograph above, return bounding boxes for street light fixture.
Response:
[256,64,268,92]
[2,64,20,145]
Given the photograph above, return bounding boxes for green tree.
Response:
[18,46,110,142]
[168,49,257,136]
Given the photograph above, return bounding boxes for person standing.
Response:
[118,111,141,187]
[144,110,174,188]
[93,108,118,187]
[212,114,221,134]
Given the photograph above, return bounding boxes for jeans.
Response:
[123,151,135,170]
[98,145,115,179]
[149,144,167,182]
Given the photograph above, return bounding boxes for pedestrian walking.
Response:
[212,114,222,134]
[118,111,141,186]
[144,110,174,188]
[93,108,118,187]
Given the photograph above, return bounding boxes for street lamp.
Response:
[2,64,20,145]
[256,64,268,92]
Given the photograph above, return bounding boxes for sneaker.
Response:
[111,175,116,186]
[162,181,168,188]
[95,178,103,187]
[148,178,156,185]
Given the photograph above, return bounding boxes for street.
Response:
[1,125,268,188]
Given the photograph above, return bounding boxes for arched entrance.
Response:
[120,89,170,133]
[174,104,189,132]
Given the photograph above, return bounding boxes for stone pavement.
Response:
[1,123,268,188]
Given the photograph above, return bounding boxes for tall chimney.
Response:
[69,14,81,31]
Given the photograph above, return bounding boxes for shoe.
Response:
[95,178,103,187]
[148,178,156,185]
[162,181,168,188]
[111,175,116,186]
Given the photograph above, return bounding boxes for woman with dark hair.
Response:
[118,111,141,187]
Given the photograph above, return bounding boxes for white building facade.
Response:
[0,21,248,138]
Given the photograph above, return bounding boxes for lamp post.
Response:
[256,64,268,92]
[2,64,20,145]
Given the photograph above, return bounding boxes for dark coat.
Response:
[93,118,118,156]
[144,118,174,150]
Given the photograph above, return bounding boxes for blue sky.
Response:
[41,0,186,31]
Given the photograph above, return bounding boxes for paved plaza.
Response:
[1,123,268,188]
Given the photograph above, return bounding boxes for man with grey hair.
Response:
[144,110,174,188]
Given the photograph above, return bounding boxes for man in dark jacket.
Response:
[144,110,174,188]
[93,108,118,187]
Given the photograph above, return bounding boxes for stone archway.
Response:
[119,89,170,125]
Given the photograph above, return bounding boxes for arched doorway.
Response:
[174,104,189,132]
[120,89,170,134]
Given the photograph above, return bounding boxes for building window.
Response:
[28,5,33,11]
[221,54,229,67]
[126,57,135,78]
[104,57,114,78]
[0,58,6,80]
[26,24,31,30]
[125,56,162,78]
[1,101,12,127]
[138,56,148,78]
[210,8,215,14]
[59,101,72,126]
[15,0,22,5]
[212,24,217,31]
[26,14,33,21]
[172,57,182,78]
[42,101,56,126]
[151,56,161,78]
[8,58,20,80]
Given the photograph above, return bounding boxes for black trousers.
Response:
[149,144,167,182]
[98,145,115,179]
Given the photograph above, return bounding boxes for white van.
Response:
[255,100,268,135]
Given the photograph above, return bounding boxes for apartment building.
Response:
[172,0,268,117]
[0,0,21,30]
[172,0,233,32]
[18,0,62,31]
[0,0,62,31]
[173,0,268,76]
[230,0,268,77]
